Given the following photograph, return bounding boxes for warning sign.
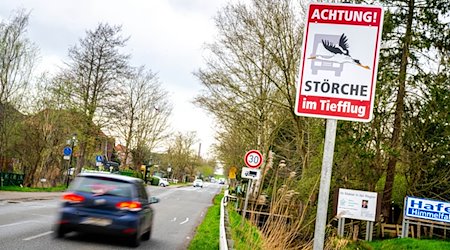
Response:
[295,3,384,122]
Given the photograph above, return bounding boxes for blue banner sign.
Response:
[405,196,450,223]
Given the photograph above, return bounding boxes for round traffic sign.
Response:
[244,150,263,169]
[96,155,103,162]
[63,146,72,156]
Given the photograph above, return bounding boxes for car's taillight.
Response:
[116,201,142,211]
[62,193,85,203]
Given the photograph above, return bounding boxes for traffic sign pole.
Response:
[241,179,252,226]
[313,119,337,250]
[294,2,384,249]
[242,150,263,224]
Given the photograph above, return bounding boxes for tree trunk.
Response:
[75,141,86,175]
[381,0,415,219]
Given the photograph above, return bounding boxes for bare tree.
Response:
[166,132,198,182]
[0,9,37,106]
[195,0,321,196]
[114,66,172,169]
[0,9,38,170]
[60,23,131,174]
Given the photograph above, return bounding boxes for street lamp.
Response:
[66,134,77,187]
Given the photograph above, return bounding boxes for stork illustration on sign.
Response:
[308,33,370,76]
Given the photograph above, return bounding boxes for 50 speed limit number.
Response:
[244,150,263,169]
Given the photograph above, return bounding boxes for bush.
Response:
[150,177,159,186]
[119,170,143,179]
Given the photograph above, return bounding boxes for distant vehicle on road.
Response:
[218,178,226,184]
[54,172,159,247]
[193,179,203,188]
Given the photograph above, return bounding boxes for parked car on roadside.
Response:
[193,179,203,188]
[153,176,169,187]
[54,172,159,247]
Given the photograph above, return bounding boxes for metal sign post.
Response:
[241,179,252,226]
[313,119,337,250]
[241,149,263,224]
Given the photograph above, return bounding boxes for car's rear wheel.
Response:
[160,183,165,187]
[142,226,151,241]
[127,233,141,247]
[54,225,68,238]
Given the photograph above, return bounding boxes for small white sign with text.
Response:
[337,188,377,221]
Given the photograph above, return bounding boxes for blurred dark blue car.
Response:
[54,172,159,247]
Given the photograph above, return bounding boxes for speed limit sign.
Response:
[244,150,263,169]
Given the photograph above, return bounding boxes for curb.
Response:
[0,191,63,202]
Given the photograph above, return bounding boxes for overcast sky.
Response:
[0,0,231,158]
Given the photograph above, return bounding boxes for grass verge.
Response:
[366,238,450,250]
[228,206,264,250]
[188,193,223,250]
[343,237,450,250]
[0,185,66,192]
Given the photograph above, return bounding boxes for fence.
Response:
[0,172,25,187]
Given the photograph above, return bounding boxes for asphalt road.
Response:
[0,183,222,250]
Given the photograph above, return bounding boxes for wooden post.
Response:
[418,222,421,239]
[353,224,359,241]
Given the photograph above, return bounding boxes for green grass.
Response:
[344,238,450,250]
[0,185,66,192]
[228,207,264,250]
[188,193,223,250]
[369,238,450,250]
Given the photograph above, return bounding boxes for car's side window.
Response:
[137,183,148,201]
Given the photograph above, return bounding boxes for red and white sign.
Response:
[295,3,384,122]
[244,150,263,169]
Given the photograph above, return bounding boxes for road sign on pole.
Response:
[295,3,384,122]
[244,150,263,169]
[241,167,261,180]
[63,147,72,156]
[96,155,103,167]
[293,3,384,250]
[63,146,72,160]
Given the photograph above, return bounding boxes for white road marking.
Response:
[171,217,177,222]
[0,220,37,228]
[180,217,189,225]
[23,231,53,241]
[30,213,54,218]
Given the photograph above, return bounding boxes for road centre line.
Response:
[0,220,38,228]
[23,231,53,241]
[180,217,189,225]
[30,213,54,218]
